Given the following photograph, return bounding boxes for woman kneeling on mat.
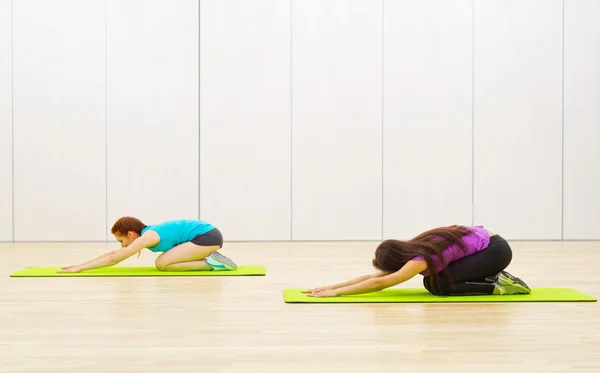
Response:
[303,225,531,298]
[58,217,237,273]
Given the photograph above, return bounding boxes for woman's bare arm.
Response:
[310,260,428,297]
[302,271,388,293]
[58,231,159,273]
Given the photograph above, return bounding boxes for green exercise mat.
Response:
[283,288,597,303]
[10,265,266,277]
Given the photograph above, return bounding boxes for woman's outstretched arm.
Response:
[58,231,159,273]
[302,271,388,294]
[309,260,428,297]
[60,250,120,271]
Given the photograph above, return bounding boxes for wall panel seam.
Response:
[381,0,384,240]
[198,0,202,220]
[11,0,14,242]
[561,0,565,240]
[290,0,293,241]
[104,0,108,241]
[471,0,475,227]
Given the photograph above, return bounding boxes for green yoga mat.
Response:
[283,288,597,303]
[9,266,266,277]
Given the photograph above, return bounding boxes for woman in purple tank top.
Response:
[303,225,531,298]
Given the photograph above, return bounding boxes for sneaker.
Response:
[495,271,531,295]
[206,251,237,271]
[484,273,500,282]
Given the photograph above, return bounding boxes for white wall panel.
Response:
[383,0,473,239]
[473,0,563,239]
[291,0,382,240]
[106,0,199,237]
[12,0,106,241]
[0,0,12,241]
[199,0,291,241]
[563,0,600,240]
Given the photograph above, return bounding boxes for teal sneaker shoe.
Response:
[206,251,237,271]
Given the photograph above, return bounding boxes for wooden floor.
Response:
[0,240,598,373]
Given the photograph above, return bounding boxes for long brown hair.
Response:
[372,225,472,294]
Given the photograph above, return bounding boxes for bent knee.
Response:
[423,278,449,296]
[429,287,449,296]
[155,259,170,271]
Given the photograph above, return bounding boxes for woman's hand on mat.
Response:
[301,288,316,294]
[57,265,81,273]
[301,286,330,294]
[307,289,338,297]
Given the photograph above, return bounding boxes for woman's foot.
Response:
[206,251,237,271]
[494,271,531,295]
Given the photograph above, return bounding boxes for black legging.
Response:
[422,235,513,296]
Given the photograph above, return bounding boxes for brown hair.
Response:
[110,216,147,236]
[372,225,472,294]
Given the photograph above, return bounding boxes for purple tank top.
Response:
[413,225,491,276]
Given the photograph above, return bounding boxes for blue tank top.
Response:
[141,219,216,252]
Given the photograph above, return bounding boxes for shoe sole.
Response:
[209,252,237,270]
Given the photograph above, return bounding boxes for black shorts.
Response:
[191,228,223,247]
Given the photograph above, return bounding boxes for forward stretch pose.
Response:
[303,225,531,298]
[58,217,237,273]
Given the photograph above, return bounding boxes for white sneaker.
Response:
[206,252,237,271]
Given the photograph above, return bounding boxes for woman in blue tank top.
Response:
[58,216,237,273]
[302,225,531,298]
